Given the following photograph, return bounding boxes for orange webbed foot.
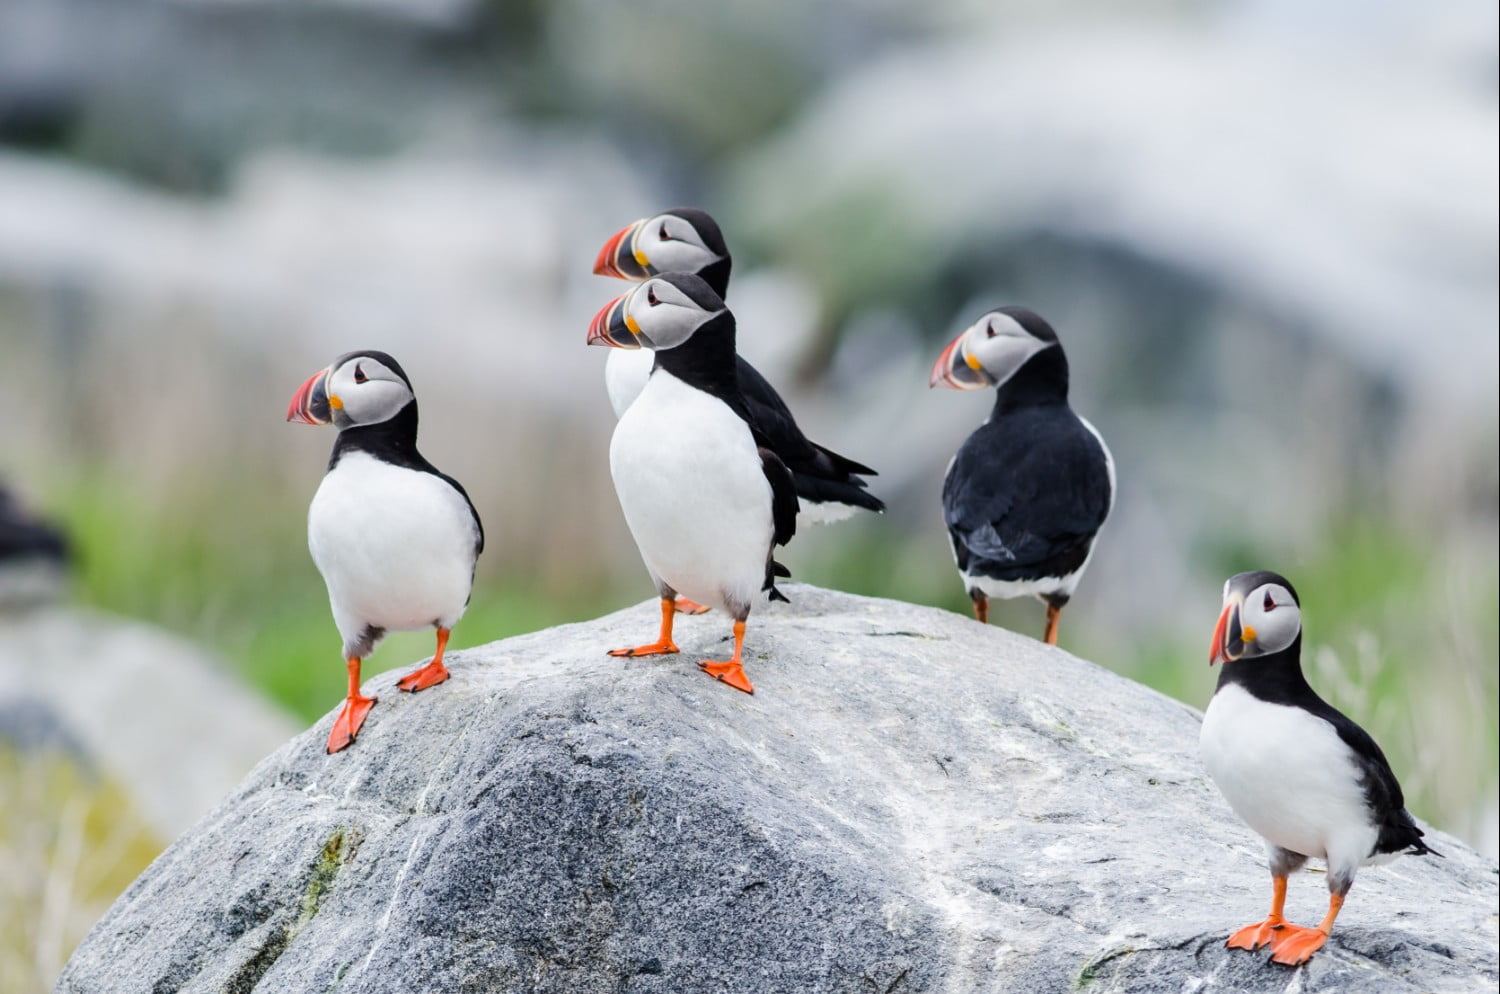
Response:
[698,659,754,695]
[1225,916,1286,951]
[397,657,450,693]
[326,694,377,754]
[1269,924,1329,966]
[609,640,680,658]
[673,597,711,615]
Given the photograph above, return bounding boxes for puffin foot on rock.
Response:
[327,693,376,754]
[673,596,711,615]
[697,620,753,694]
[397,658,450,693]
[610,597,681,657]
[1225,916,1286,951]
[1268,923,1330,966]
[398,628,452,693]
[697,659,754,694]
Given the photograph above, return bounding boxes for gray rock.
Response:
[56,586,1498,994]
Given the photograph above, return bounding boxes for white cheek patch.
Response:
[1247,583,1301,655]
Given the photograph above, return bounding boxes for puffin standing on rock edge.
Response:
[588,273,797,696]
[931,306,1114,645]
[593,207,884,528]
[287,351,484,753]
[1200,570,1440,966]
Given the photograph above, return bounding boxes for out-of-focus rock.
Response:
[0,606,299,841]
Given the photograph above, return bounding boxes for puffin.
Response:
[587,272,797,696]
[0,485,70,609]
[1201,570,1440,966]
[592,207,883,527]
[930,306,1114,645]
[286,350,484,753]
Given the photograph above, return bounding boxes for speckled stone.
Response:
[56,586,1499,994]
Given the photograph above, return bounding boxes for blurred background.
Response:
[0,0,1494,988]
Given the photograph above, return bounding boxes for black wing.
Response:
[942,406,1111,582]
[1307,700,1441,857]
[738,357,884,514]
[758,446,798,602]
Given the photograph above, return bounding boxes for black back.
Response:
[943,346,1110,588]
[647,295,799,586]
[659,212,883,514]
[326,364,485,558]
[0,487,68,565]
[1216,636,1439,858]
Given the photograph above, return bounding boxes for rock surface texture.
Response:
[57,587,1498,994]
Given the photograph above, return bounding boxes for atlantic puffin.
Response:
[593,207,883,527]
[587,272,796,695]
[1201,570,1440,966]
[930,306,1114,644]
[0,485,70,609]
[286,351,484,753]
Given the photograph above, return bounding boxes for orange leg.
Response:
[698,620,753,694]
[327,656,377,754]
[1270,893,1343,966]
[1043,603,1062,645]
[972,596,989,624]
[1226,875,1289,951]
[674,596,711,615]
[398,626,453,693]
[609,597,680,657]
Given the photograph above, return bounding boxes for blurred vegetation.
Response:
[0,747,160,994]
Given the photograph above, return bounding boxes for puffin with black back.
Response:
[1200,570,1441,966]
[587,273,797,696]
[931,306,1114,645]
[286,351,484,753]
[593,207,883,530]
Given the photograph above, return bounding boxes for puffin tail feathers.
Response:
[764,558,791,603]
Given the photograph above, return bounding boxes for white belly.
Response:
[1200,683,1378,867]
[609,372,774,615]
[605,348,654,419]
[308,451,479,648]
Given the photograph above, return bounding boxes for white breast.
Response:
[604,348,655,419]
[308,451,479,650]
[609,371,774,615]
[1200,683,1378,869]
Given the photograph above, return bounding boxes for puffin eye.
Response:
[353,363,368,384]
[658,222,670,241]
[646,286,660,306]
[1263,590,1275,611]
[985,322,997,338]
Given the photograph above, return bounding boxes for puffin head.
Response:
[593,208,729,287]
[1210,570,1302,665]
[286,351,415,430]
[929,306,1060,390]
[587,272,729,353]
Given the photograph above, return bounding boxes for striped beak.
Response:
[286,367,333,425]
[929,331,994,390]
[587,293,641,349]
[592,220,650,282]
[1210,594,1249,665]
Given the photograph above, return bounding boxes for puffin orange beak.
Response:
[587,293,641,349]
[929,331,992,389]
[593,220,649,281]
[286,367,333,424]
[1210,596,1247,665]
